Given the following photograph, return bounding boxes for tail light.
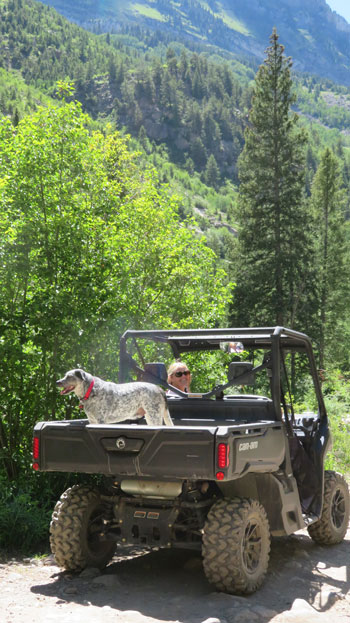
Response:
[217,443,229,468]
[33,437,39,459]
[32,437,40,470]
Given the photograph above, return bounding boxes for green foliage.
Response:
[296,82,350,132]
[1,3,350,552]
[297,369,350,474]
[204,154,221,188]
[0,483,51,553]
[0,0,247,181]
[323,373,350,474]
[310,148,348,367]
[56,79,76,99]
[232,30,316,332]
[0,99,231,483]
[0,67,53,122]
[37,0,350,85]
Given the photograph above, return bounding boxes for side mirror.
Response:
[227,362,255,385]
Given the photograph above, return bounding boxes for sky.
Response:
[326,0,350,24]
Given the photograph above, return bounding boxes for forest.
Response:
[1,0,350,553]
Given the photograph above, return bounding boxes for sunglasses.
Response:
[173,370,191,378]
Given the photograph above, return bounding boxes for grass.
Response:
[216,3,250,35]
[131,3,167,22]
[198,1,250,36]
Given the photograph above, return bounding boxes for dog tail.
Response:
[163,406,174,426]
[161,391,174,426]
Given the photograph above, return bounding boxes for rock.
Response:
[284,560,303,569]
[64,586,78,595]
[251,605,278,617]
[289,598,319,613]
[79,567,101,579]
[295,549,311,559]
[232,609,258,623]
[43,555,58,566]
[92,574,121,589]
[320,589,344,605]
[316,561,327,569]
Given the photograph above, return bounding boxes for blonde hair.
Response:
[167,361,190,382]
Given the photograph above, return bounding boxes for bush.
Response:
[0,486,51,554]
[322,371,350,474]
[0,470,105,555]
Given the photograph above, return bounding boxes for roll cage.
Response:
[119,326,326,425]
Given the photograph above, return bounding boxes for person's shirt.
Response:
[166,388,186,398]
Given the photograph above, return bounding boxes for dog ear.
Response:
[74,369,84,380]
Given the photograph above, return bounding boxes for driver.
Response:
[167,362,191,396]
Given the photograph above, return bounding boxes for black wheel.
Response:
[307,471,349,545]
[50,484,115,571]
[202,497,270,595]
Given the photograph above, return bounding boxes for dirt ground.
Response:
[1,525,350,623]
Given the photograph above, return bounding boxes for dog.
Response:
[57,368,174,426]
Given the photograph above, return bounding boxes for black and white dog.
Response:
[57,369,173,426]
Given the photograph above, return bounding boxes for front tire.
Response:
[50,484,115,571]
[202,497,270,595]
[307,471,349,545]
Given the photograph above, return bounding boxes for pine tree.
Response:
[310,148,347,367]
[204,154,220,188]
[191,136,207,170]
[232,30,315,330]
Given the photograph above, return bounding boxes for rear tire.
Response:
[307,471,349,545]
[50,484,115,571]
[202,497,270,595]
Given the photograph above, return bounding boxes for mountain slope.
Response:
[39,0,350,84]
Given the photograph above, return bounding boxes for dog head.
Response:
[56,369,92,399]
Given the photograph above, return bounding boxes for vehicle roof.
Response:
[120,326,312,354]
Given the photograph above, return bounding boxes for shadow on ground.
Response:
[31,531,350,622]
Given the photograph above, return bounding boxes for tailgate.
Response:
[33,420,216,480]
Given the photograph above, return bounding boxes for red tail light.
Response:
[33,437,39,460]
[217,443,229,468]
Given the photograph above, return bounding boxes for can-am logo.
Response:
[238,441,258,451]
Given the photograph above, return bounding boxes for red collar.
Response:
[79,379,95,408]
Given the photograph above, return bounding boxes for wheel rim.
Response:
[331,487,346,530]
[242,519,262,573]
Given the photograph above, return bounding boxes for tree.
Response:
[191,136,207,170]
[0,100,231,481]
[310,148,348,368]
[231,30,315,330]
[204,154,220,189]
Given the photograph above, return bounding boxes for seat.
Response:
[141,363,168,385]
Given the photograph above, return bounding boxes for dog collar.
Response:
[79,379,95,408]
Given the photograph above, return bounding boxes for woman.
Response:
[167,362,191,395]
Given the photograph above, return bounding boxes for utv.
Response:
[33,326,349,594]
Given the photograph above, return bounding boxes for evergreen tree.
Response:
[310,148,347,367]
[232,30,315,330]
[191,136,207,170]
[204,154,220,188]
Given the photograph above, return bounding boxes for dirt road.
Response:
[1,527,350,623]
